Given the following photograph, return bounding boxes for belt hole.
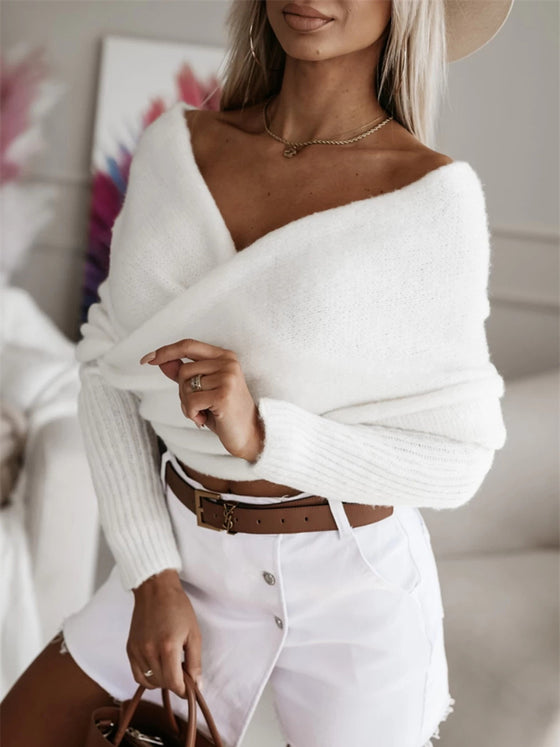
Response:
[304,516,308,521]
[281,518,285,523]
[257,519,261,524]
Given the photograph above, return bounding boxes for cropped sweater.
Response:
[77,101,507,590]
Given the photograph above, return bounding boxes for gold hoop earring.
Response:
[249,19,265,69]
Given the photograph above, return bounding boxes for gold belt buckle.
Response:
[194,489,238,533]
[194,489,223,531]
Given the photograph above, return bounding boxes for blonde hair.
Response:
[218,0,448,147]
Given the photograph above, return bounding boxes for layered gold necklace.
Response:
[262,96,393,158]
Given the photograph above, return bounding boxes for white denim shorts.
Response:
[62,451,455,747]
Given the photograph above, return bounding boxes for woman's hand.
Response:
[140,339,265,462]
[128,569,202,698]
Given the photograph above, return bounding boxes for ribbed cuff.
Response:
[245,396,497,509]
[106,523,183,591]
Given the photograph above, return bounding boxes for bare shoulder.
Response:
[388,128,453,175]
[415,149,455,169]
[182,105,261,139]
[182,106,212,137]
[405,149,455,187]
[182,105,263,164]
[374,117,454,186]
[360,145,455,197]
[414,147,455,172]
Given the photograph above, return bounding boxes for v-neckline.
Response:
[174,100,470,256]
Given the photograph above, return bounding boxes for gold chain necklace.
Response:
[262,96,394,158]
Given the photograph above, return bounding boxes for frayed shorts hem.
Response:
[421,694,456,746]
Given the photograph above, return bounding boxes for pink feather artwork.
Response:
[1,45,50,183]
[0,43,64,284]
[81,63,221,323]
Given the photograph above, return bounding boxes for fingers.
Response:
[147,355,223,386]
[158,359,224,386]
[184,629,203,690]
[176,360,222,389]
[175,362,223,426]
[158,359,182,382]
[127,639,202,699]
[159,640,187,698]
[126,634,165,690]
[128,653,160,691]
[140,339,233,367]
[175,360,237,419]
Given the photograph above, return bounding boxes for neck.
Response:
[266,45,387,142]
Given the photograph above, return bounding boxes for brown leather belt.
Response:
[164,458,393,534]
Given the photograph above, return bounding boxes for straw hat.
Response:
[446,0,515,62]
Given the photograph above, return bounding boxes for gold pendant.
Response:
[283,145,299,158]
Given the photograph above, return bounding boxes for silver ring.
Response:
[190,374,203,392]
[143,669,154,677]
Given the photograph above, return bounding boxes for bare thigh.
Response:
[0,631,115,747]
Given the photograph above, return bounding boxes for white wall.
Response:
[2,0,559,378]
[437,0,559,379]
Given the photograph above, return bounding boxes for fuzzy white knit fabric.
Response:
[77,101,507,589]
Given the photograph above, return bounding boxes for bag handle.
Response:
[112,666,223,747]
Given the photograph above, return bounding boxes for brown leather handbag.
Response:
[85,668,223,746]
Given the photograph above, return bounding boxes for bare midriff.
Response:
[179,461,304,498]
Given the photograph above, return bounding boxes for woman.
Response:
[0,1,513,745]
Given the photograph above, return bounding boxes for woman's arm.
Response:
[78,359,182,590]
[245,387,506,510]
[145,335,506,512]
[79,360,204,698]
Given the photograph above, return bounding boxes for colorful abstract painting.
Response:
[81,35,225,324]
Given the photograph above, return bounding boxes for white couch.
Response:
[0,287,99,697]
[239,368,560,747]
[431,367,559,747]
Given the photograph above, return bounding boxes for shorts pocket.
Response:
[349,508,422,595]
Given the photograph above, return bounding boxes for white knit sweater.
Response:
[77,101,507,589]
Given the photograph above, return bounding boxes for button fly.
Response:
[263,571,276,585]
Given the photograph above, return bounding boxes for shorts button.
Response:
[263,571,276,585]
[274,616,284,629]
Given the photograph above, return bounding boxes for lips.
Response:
[283,13,332,32]
[282,3,334,32]
[282,3,333,21]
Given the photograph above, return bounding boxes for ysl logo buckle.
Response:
[221,501,237,533]
[194,489,238,534]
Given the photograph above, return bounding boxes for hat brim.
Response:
[446,0,515,62]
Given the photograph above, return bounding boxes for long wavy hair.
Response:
[217,0,448,147]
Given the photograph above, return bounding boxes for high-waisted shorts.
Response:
[61,450,455,747]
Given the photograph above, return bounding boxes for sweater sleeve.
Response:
[246,389,505,511]
[245,165,507,510]
[78,359,182,590]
